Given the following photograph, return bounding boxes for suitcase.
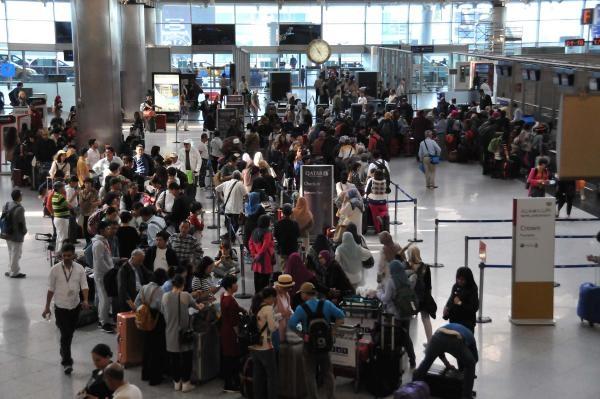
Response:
[365,314,402,397]
[155,114,167,131]
[117,311,144,368]
[240,356,253,399]
[424,364,463,399]
[11,169,24,186]
[76,306,98,329]
[577,282,600,326]
[278,341,306,399]
[394,381,431,399]
[191,324,220,383]
[447,150,458,163]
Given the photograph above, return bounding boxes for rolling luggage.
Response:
[424,364,463,399]
[577,282,600,326]
[191,324,220,383]
[240,356,254,399]
[117,311,144,368]
[11,169,24,186]
[394,381,431,399]
[365,314,402,398]
[155,114,167,131]
[278,341,306,399]
[447,150,458,163]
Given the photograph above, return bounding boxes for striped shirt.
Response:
[51,192,70,218]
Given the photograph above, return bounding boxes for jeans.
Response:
[168,350,193,383]
[54,305,80,366]
[251,349,278,399]
[303,349,336,399]
[54,217,69,252]
[94,276,111,326]
[6,240,23,275]
[225,213,240,240]
[413,331,476,399]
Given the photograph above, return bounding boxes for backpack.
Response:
[487,137,502,154]
[87,208,107,236]
[103,266,119,297]
[238,306,268,348]
[393,285,418,319]
[375,160,391,194]
[135,286,160,331]
[301,300,333,353]
[0,203,16,239]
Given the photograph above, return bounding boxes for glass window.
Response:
[235,4,278,24]
[236,24,277,46]
[278,5,322,23]
[366,4,409,24]
[157,24,191,46]
[53,1,71,22]
[506,1,539,22]
[157,3,191,24]
[538,19,583,44]
[6,0,54,20]
[366,23,408,45]
[0,20,6,43]
[214,53,233,66]
[431,23,451,44]
[540,0,583,20]
[323,5,365,23]
[191,4,234,24]
[323,23,365,45]
[171,53,192,73]
[8,20,55,43]
[508,21,538,45]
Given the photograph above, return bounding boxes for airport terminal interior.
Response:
[0,0,600,398]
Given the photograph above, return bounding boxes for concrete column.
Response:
[144,6,156,46]
[492,4,506,54]
[421,5,432,45]
[72,0,122,149]
[121,3,146,121]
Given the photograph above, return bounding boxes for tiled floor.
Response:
[1,131,600,399]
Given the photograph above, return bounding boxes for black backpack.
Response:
[375,160,391,194]
[238,306,268,348]
[301,300,333,353]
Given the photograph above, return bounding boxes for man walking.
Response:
[1,189,27,278]
[92,221,118,333]
[178,139,201,200]
[51,181,72,252]
[215,170,246,243]
[42,243,90,375]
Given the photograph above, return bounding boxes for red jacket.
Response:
[249,231,275,274]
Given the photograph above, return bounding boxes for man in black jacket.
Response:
[9,82,23,106]
[273,204,300,268]
[117,249,149,313]
[143,231,178,272]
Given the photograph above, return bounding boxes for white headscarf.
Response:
[253,151,264,166]
[335,232,370,287]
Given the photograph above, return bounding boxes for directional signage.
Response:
[410,45,434,53]
[565,38,586,47]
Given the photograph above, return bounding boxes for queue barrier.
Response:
[476,262,600,324]
[389,181,422,243]
[433,217,600,268]
[235,244,252,299]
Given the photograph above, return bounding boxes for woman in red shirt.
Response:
[249,215,275,294]
[219,275,245,392]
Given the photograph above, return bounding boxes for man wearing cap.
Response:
[288,282,345,399]
[273,204,301,269]
[178,139,201,199]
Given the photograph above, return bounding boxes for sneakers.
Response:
[174,381,182,391]
[5,272,26,278]
[181,381,195,392]
[63,365,73,375]
[100,324,115,334]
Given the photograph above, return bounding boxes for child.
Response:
[188,201,204,242]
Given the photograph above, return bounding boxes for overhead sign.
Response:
[411,45,434,53]
[153,73,181,113]
[581,8,594,25]
[565,38,586,47]
[511,198,556,325]
[300,165,334,237]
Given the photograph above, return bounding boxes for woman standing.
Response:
[249,215,275,293]
[306,234,332,283]
[177,94,189,132]
[249,288,279,399]
[365,169,389,233]
[376,260,417,368]
[292,196,314,250]
[407,246,437,343]
[526,157,550,197]
[335,232,372,288]
[161,274,204,392]
[317,250,354,303]
[135,269,168,386]
[76,148,89,187]
[49,149,70,179]
[243,192,266,250]
[378,231,402,281]
[443,267,479,332]
[273,274,294,346]
[220,275,245,392]
[79,178,99,244]
[285,252,316,309]
[337,188,364,239]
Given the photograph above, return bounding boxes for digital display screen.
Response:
[153,73,180,113]
[279,24,322,45]
[191,24,235,45]
[565,38,585,47]
[581,8,594,25]
[55,22,72,44]
[593,37,600,45]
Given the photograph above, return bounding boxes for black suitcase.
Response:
[365,314,402,398]
[424,364,464,399]
[76,306,99,329]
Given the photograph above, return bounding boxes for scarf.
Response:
[285,252,314,293]
[245,192,262,216]
[379,231,402,262]
[319,250,332,266]
[292,197,313,230]
[347,188,364,212]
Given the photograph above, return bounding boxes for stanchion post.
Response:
[465,236,469,268]
[235,244,252,299]
[431,219,444,268]
[207,189,218,229]
[211,211,222,245]
[392,185,399,225]
[408,198,423,243]
[476,262,492,323]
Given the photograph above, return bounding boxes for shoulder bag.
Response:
[219,181,238,215]
[424,140,440,164]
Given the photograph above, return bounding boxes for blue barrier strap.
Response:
[483,264,600,269]
[387,199,416,204]
[466,235,594,241]
[438,218,600,224]
[555,235,595,239]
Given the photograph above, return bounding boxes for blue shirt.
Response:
[441,323,478,362]
[288,298,345,333]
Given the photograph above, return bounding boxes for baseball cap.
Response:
[297,282,316,294]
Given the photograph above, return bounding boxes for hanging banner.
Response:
[300,165,334,237]
[511,197,556,325]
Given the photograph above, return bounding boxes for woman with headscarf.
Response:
[306,233,333,283]
[244,192,266,249]
[345,222,367,248]
[292,196,314,251]
[241,153,255,192]
[317,250,354,303]
[376,260,417,368]
[249,214,275,293]
[335,231,372,288]
[378,231,403,281]
[337,188,364,238]
[443,267,479,332]
[407,246,437,344]
[285,252,316,309]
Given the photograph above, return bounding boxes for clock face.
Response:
[307,39,331,65]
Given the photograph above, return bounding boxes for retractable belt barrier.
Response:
[388,181,422,243]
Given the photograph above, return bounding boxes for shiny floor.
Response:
[1,131,600,399]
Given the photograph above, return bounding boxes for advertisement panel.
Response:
[153,73,180,113]
[300,165,334,237]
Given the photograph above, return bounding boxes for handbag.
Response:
[362,256,375,269]
[219,181,238,215]
[424,140,440,164]
[177,293,195,346]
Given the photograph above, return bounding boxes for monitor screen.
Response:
[153,73,180,113]
[55,22,72,44]
[63,50,73,62]
[191,24,235,45]
[279,24,322,45]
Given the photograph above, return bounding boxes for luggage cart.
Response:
[339,296,382,339]
[35,232,56,267]
[331,324,361,393]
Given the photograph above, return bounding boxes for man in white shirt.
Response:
[210,131,224,172]
[104,363,143,399]
[178,139,201,199]
[42,243,90,375]
[140,206,167,247]
[197,133,210,189]
[479,79,492,97]
[92,146,123,182]
[215,170,246,243]
[156,182,178,216]
[357,88,368,111]
[418,130,442,189]
[86,139,101,170]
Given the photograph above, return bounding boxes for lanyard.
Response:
[62,264,73,284]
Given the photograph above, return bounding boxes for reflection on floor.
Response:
[1,139,600,398]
